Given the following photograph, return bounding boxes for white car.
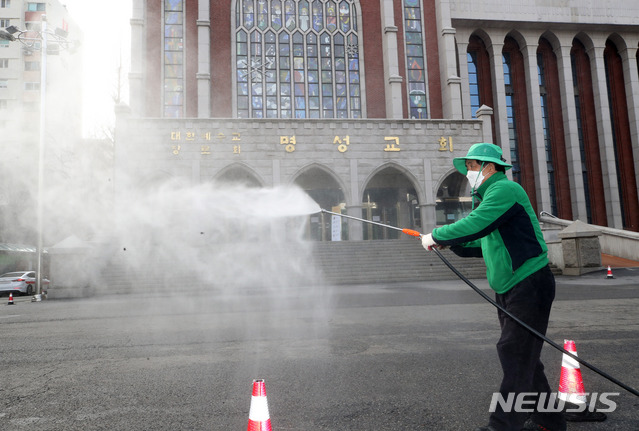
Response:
[0,271,50,296]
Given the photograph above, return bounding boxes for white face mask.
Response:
[466,165,485,189]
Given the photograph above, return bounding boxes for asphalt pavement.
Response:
[1,268,638,430]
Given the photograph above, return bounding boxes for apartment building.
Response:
[0,0,82,243]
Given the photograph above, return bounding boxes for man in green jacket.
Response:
[422,143,566,431]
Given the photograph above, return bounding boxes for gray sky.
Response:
[61,0,132,137]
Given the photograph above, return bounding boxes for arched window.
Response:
[402,0,428,119]
[234,0,362,119]
[571,38,606,226]
[467,51,481,117]
[604,39,639,231]
[467,35,495,138]
[502,37,537,210]
[537,38,572,220]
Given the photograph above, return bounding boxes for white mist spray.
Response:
[107,180,323,293]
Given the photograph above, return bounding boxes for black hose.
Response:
[321,208,639,397]
[431,247,639,398]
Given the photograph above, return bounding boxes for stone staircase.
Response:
[312,240,486,285]
[95,240,487,294]
[96,254,195,295]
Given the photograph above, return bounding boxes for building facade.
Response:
[0,0,82,244]
[117,0,639,241]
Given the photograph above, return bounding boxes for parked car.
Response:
[0,271,50,296]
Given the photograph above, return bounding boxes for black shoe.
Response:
[473,426,498,431]
[563,402,607,422]
[564,410,607,422]
[522,418,566,431]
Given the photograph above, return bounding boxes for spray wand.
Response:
[320,209,423,238]
[320,208,639,398]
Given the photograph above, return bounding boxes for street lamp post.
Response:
[34,16,48,300]
[1,16,74,300]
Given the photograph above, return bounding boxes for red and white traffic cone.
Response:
[8,293,14,305]
[558,340,607,422]
[247,379,272,431]
[605,266,614,279]
[558,340,586,405]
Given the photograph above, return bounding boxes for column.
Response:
[421,158,437,232]
[348,159,363,240]
[397,188,410,231]
[475,105,494,143]
[271,159,284,241]
[521,32,552,213]
[455,29,472,119]
[554,34,588,221]
[379,0,403,119]
[587,40,623,228]
[486,31,509,160]
[434,1,462,119]
[197,0,211,118]
[618,40,639,190]
[443,27,462,119]
[128,0,145,117]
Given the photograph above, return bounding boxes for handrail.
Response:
[539,210,559,219]
[539,215,639,261]
[539,215,639,239]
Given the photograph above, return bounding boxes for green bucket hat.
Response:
[453,143,513,175]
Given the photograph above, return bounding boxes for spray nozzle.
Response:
[401,229,422,238]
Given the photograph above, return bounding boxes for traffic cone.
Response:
[558,340,586,405]
[558,340,607,422]
[8,293,14,305]
[247,379,272,431]
[605,266,614,279]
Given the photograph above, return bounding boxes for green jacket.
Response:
[432,172,548,294]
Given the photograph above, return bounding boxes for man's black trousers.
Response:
[488,265,566,431]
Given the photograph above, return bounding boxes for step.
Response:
[95,240,487,294]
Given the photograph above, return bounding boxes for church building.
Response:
[116,0,639,240]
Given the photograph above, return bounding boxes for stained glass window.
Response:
[235,0,361,119]
[163,0,184,118]
[402,0,428,119]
